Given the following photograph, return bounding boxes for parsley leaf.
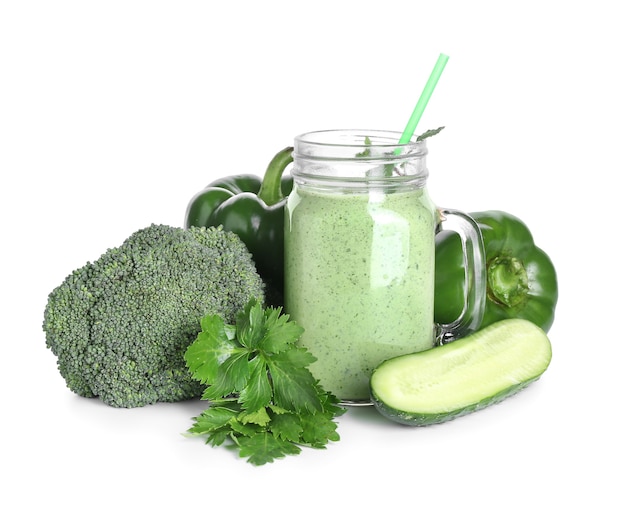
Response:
[416,126,445,141]
[267,349,321,413]
[270,412,303,441]
[355,135,373,157]
[184,315,238,385]
[184,299,345,465]
[238,355,272,412]
[188,405,239,435]
[238,432,301,466]
[203,349,251,400]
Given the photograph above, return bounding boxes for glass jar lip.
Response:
[294,129,427,160]
[292,129,428,185]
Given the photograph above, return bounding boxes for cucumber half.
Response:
[370,319,552,426]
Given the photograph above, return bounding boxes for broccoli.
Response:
[43,223,265,408]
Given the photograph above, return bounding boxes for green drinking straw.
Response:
[398,52,449,146]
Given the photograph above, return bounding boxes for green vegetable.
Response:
[435,210,558,332]
[184,147,294,305]
[42,224,264,408]
[415,126,445,141]
[184,299,345,465]
[370,318,552,426]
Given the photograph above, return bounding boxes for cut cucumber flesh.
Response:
[370,319,552,426]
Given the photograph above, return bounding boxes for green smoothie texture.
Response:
[285,185,437,401]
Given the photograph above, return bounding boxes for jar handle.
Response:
[435,208,487,345]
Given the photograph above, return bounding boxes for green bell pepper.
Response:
[184,147,294,305]
[435,210,558,333]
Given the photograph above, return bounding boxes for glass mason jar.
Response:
[284,129,486,404]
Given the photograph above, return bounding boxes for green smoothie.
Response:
[284,185,437,402]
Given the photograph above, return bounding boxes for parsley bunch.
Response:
[184,299,345,465]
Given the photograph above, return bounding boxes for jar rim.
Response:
[292,129,428,184]
[294,129,427,160]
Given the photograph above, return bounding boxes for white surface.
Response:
[2,1,623,512]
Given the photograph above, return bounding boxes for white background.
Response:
[2,1,624,512]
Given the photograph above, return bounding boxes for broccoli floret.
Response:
[43,224,265,408]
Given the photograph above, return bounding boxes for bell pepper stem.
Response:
[486,255,529,308]
[257,146,294,206]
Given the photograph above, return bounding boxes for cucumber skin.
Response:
[370,319,552,426]
[372,378,540,426]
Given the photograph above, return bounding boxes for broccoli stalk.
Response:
[43,224,265,408]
